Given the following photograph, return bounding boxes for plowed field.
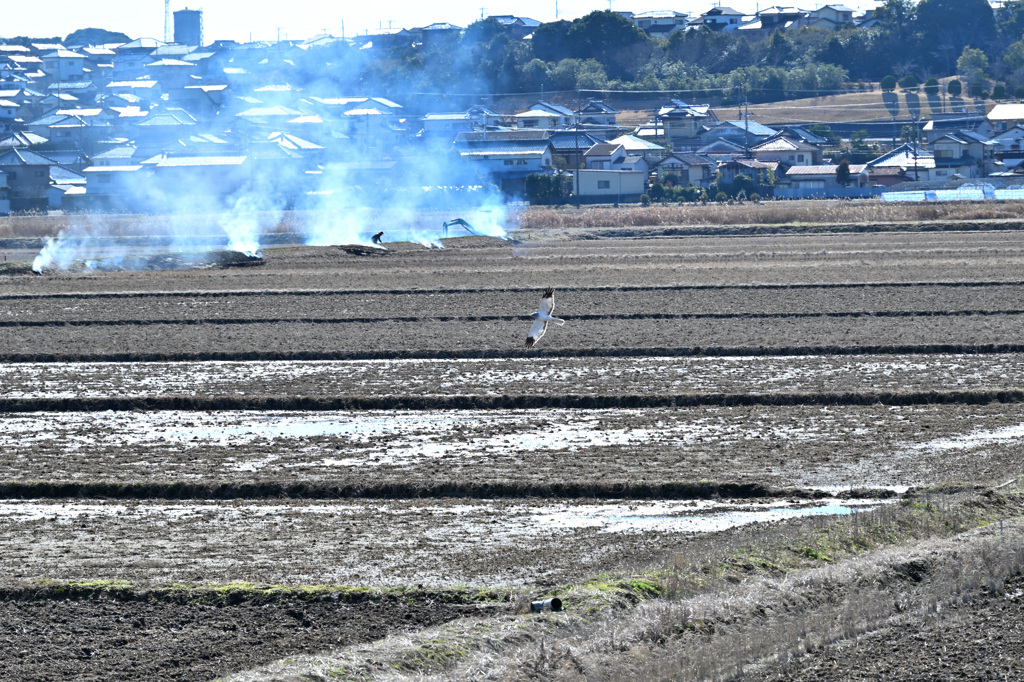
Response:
[2,224,1023,681]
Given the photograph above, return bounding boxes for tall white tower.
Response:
[164,0,172,42]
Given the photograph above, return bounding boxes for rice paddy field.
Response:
[1,215,1023,681]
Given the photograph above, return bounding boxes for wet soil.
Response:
[0,595,492,682]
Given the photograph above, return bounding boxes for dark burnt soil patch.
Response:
[759,572,1024,682]
[0,592,494,682]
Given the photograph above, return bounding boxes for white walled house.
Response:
[41,50,86,83]
[930,132,993,178]
[573,169,646,202]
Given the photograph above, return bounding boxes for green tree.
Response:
[924,77,940,95]
[957,46,990,77]
[1004,39,1024,72]
[916,0,996,72]
[899,74,919,90]
[947,78,963,96]
[997,0,1024,41]
[766,30,795,66]
[531,20,572,62]
[875,0,917,42]
[566,11,653,81]
[836,159,852,187]
[880,74,898,91]
[994,83,1007,98]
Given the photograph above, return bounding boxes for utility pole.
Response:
[575,89,581,208]
[744,88,750,158]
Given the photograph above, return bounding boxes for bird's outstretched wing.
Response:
[538,287,555,317]
[525,319,547,348]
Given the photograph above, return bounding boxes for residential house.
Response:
[420,113,474,146]
[0,132,48,150]
[990,125,1024,171]
[867,142,937,181]
[576,100,619,126]
[583,143,627,169]
[49,164,86,208]
[40,50,87,84]
[413,23,463,46]
[111,38,165,80]
[656,100,718,151]
[805,4,856,29]
[605,134,667,163]
[515,108,562,130]
[130,108,198,152]
[581,142,647,173]
[467,104,505,129]
[142,154,253,211]
[26,112,111,155]
[696,138,747,161]
[81,163,147,210]
[986,103,1024,133]
[630,11,690,37]
[0,98,17,133]
[145,58,198,90]
[548,129,607,169]
[0,148,54,211]
[716,157,778,187]
[453,130,554,194]
[488,15,542,39]
[516,101,575,129]
[699,120,777,149]
[174,83,229,119]
[777,164,870,197]
[775,126,831,147]
[652,152,715,186]
[693,6,746,31]
[106,79,162,108]
[89,144,140,167]
[354,28,416,50]
[921,113,988,143]
[748,135,822,167]
[753,6,807,31]
[573,169,646,203]
[930,131,994,178]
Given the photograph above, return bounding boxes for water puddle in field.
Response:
[527,499,880,534]
[0,498,883,537]
[906,423,1024,451]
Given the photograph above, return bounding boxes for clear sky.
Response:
[0,1,882,45]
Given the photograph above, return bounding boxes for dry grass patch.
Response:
[519,200,1024,230]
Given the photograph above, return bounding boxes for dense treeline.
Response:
[272,0,1024,105]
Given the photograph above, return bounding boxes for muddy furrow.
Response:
[1,389,1023,413]
[4,308,1024,329]
[0,480,896,501]
[3,343,1024,364]
[4,280,1024,302]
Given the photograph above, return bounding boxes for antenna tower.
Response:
[164,0,172,42]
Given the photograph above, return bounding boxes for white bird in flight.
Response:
[525,287,565,348]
